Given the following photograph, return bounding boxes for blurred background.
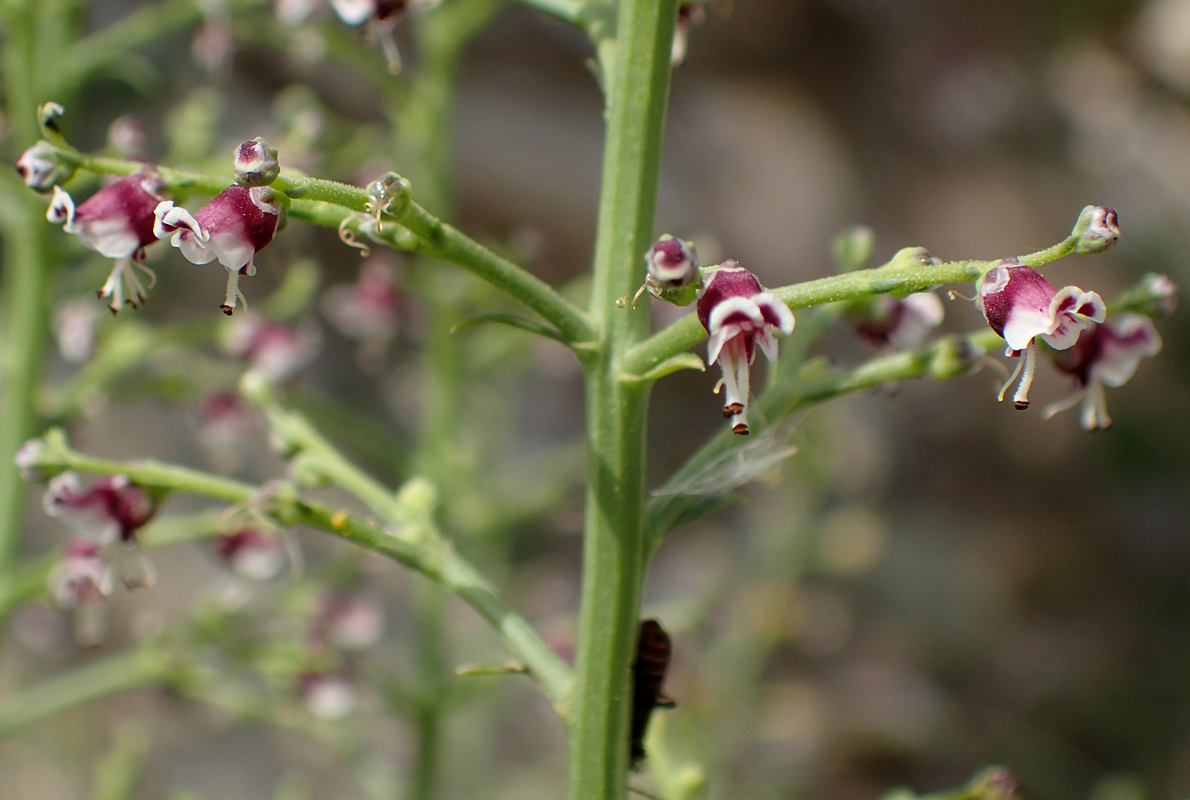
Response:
[3,1,1190,799]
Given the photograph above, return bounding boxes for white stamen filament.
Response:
[1011,344,1037,409]
[221,269,241,315]
[1082,381,1111,430]
[997,354,1025,403]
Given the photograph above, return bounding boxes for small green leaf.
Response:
[450,313,568,343]
[628,352,706,384]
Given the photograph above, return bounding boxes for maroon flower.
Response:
[215,528,287,581]
[154,183,285,314]
[976,261,1105,409]
[1043,313,1163,430]
[850,292,944,351]
[47,172,166,312]
[696,261,795,435]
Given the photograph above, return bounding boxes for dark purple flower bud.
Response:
[976,260,1105,410]
[154,184,285,314]
[696,261,795,435]
[1071,205,1120,254]
[15,140,76,192]
[48,172,165,312]
[1043,313,1162,430]
[216,528,287,581]
[234,138,281,187]
[43,472,156,545]
[646,235,698,289]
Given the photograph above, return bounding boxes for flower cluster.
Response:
[43,472,159,643]
[973,208,1168,430]
[977,259,1106,410]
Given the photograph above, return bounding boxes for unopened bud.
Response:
[927,337,977,380]
[1071,204,1120,254]
[1112,272,1179,318]
[14,140,76,192]
[37,102,67,135]
[234,137,281,186]
[646,234,698,289]
[831,225,875,272]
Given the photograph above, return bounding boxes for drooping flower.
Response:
[976,260,1105,410]
[297,670,358,719]
[309,591,384,651]
[215,528,288,581]
[329,0,436,72]
[47,538,114,646]
[54,299,101,363]
[696,261,795,435]
[222,316,321,381]
[153,183,285,314]
[850,291,944,351]
[43,472,158,590]
[321,257,400,367]
[672,1,706,65]
[1042,313,1163,430]
[197,391,261,473]
[47,172,166,312]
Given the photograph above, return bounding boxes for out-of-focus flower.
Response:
[329,0,437,72]
[215,528,287,581]
[43,472,158,590]
[154,180,286,315]
[850,292,944,351]
[298,670,357,719]
[275,0,322,24]
[222,316,321,381]
[13,439,47,482]
[198,392,260,473]
[696,261,795,435]
[1043,313,1163,430]
[976,260,1105,410]
[321,257,400,366]
[47,172,165,312]
[309,591,384,650]
[672,1,706,65]
[14,140,76,192]
[54,299,101,363]
[47,538,114,646]
[107,116,149,159]
[1070,204,1120,254]
[44,472,155,545]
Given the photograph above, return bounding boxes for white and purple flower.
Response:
[43,472,158,590]
[47,172,166,312]
[851,291,945,351]
[153,183,285,314]
[215,528,288,581]
[329,0,436,72]
[696,261,795,435]
[976,260,1106,410]
[47,538,115,646]
[1043,313,1163,430]
[222,316,321,381]
[14,140,76,192]
[321,257,400,367]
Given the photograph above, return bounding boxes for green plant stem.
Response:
[29,419,573,713]
[0,647,168,736]
[512,0,584,24]
[48,148,595,345]
[570,0,677,798]
[624,234,1084,378]
[0,0,58,591]
[646,328,1004,548]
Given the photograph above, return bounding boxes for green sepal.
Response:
[450,313,568,344]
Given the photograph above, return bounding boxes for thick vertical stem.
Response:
[570,1,678,799]
[0,0,56,585]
